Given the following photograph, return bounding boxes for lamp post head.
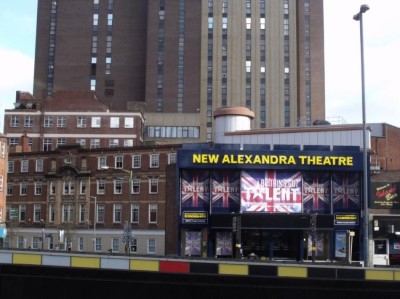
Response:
[354,4,369,21]
[360,4,370,13]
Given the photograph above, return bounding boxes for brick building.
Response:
[5,141,180,254]
[32,0,325,143]
[4,90,144,153]
[0,134,7,243]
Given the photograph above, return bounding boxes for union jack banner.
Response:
[185,231,201,256]
[240,170,302,213]
[302,172,331,214]
[211,170,240,212]
[332,172,361,211]
[216,232,233,256]
[181,170,210,208]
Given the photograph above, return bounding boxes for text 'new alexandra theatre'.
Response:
[176,107,369,262]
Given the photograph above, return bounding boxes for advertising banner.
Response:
[370,182,400,208]
[332,172,361,211]
[216,232,233,256]
[240,170,302,213]
[211,170,240,213]
[185,231,201,256]
[181,170,210,209]
[302,172,331,214]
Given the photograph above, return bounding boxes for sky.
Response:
[1,0,400,132]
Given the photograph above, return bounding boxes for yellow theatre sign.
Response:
[192,153,354,167]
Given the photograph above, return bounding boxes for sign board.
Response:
[334,213,359,225]
[182,211,208,224]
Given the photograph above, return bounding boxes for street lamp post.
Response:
[353,4,370,267]
[101,166,133,255]
[89,196,97,252]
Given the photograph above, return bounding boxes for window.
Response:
[80,180,87,194]
[36,159,43,172]
[149,203,157,223]
[111,238,120,253]
[77,116,87,128]
[149,177,158,194]
[7,183,13,196]
[113,204,122,223]
[79,204,85,222]
[124,139,133,147]
[97,178,106,194]
[34,204,41,222]
[98,156,107,169]
[76,138,86,148]
[150,154,159,168]
[147,238,156,254]
[44,116,53,127]
[131,238,137,253]
[110,117,119,128]
[21,160,29,173]
[10,116,19,127]
[168,153,177,164]
[114,178,123,194]
[34,182,42,195]
[124,117,134,128]
[50,181,56,195]
[20,181,28,195]
[78,237,84,251]
[19,204,26,222]
[32,237,40,249]
[132,204,139,223]
[63,181,75,195]
[132,155,141,168]
[1,141,5,158]
[43,138,52,151]
[57,138,66,147]
[8,161,14,173]
[115,155,123,169]
[90,139,100,149]
[109,139,119,147]
[97,204,105,223]
[24,116,33,127]
[57,116,67,127]
[49,204,55,222]
[132,179,140,194]
[9,138,19,146]
[95,237,102,252]
[91,116,101,128]
[62,204,74,222]
[0,175,3,192]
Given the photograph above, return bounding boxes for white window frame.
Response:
[149,154,159,168]
[124,117,134,128]
[21,160,29,173]
[97,178,106,195]
[149,177,158,194]
[98,156,107,169]
[149,203,157,224]
[77,116,87,128]
[91,117,101,128]
[34,182,42,195]
[57,116,67,127]
[36,159,43,172]
[110,117,120,128]
[113,204,122,223]
[132,155,141,168]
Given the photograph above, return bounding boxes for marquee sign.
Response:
[177,150,363,171]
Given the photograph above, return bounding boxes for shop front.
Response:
[177,144,366,262]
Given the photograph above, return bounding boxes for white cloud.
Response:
[0,48,34,132]
[324,0,400,127]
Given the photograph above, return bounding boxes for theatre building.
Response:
[176,107,368,262]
